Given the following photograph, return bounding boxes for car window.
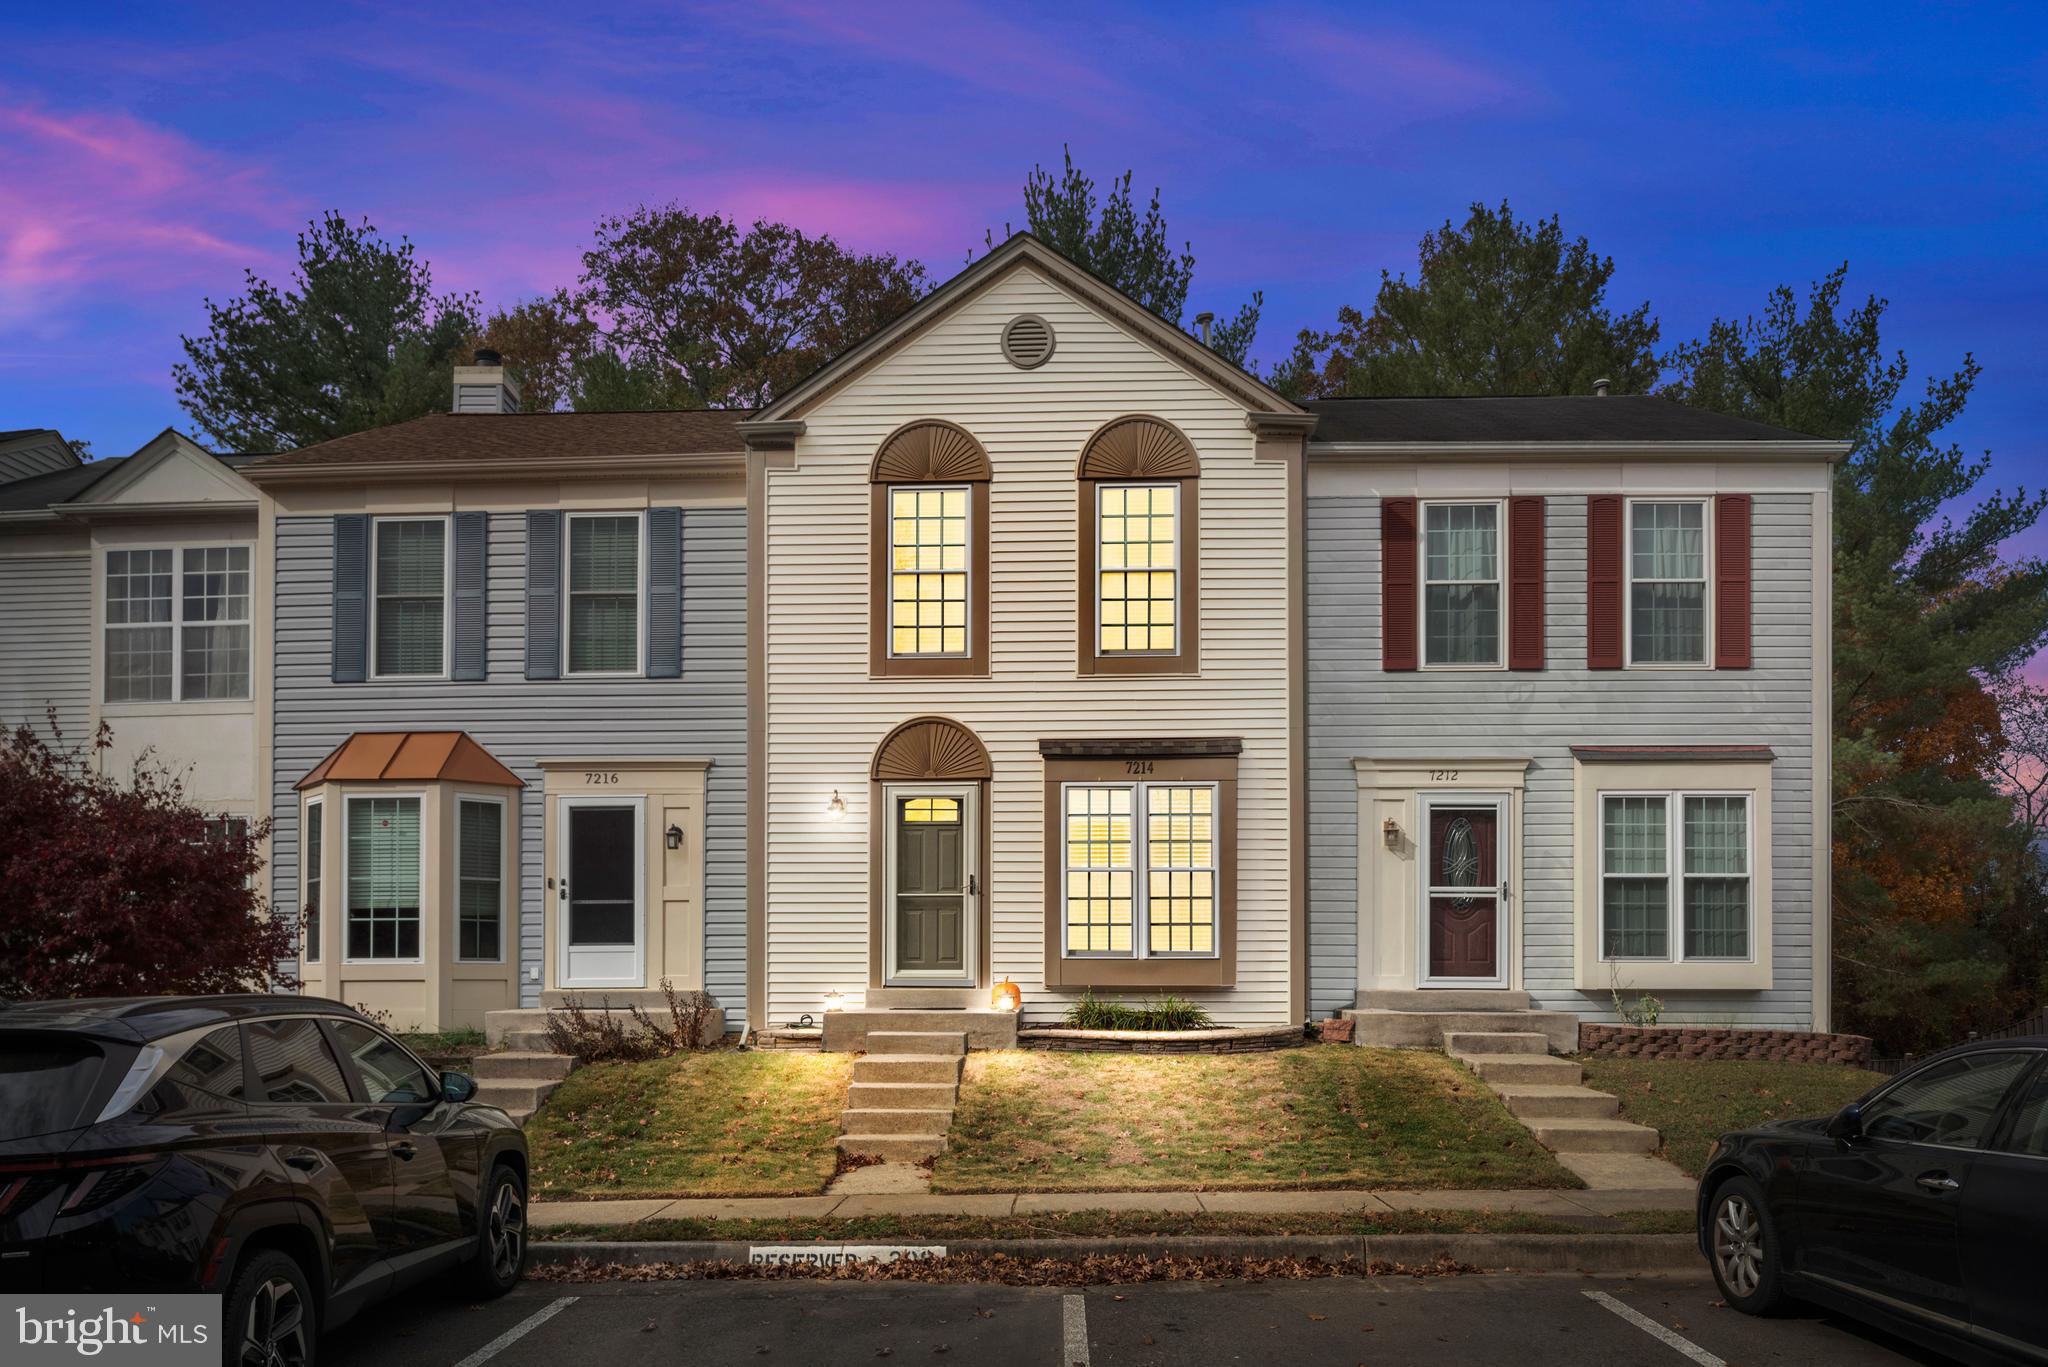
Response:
[329,1021,437,1104]
[1998,1059,2048,1158]
[245,1019,354,1104]
[1861,1050,2033,1149]
[0,1037,105,1142]
[139,1027,245,1114]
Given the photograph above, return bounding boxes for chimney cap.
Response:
[473,348,503,366]
[1592,377,1611,397]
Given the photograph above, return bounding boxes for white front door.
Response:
[558,796,645,989]
[883,783,978,986]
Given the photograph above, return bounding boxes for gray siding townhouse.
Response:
[241,362,749,1032]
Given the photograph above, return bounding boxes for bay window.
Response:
[346,795,422,961]
[304,799,322,964]
[1062,781,1217,958]
[458,798,504,961]
[1600,791,1751,962]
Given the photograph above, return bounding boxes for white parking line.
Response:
[450,1295,580,1367]
[1061,1293,1090,1366]
[1583,1290,1725,1367]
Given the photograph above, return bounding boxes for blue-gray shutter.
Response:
[525,510,562,680]
[646,507,683,679]
[452,511,489,681]
[331,514,369,683]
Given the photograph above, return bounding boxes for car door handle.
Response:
[391,1141,417,1162]
[281,1148,322,1174]
[1916,1172,1960,1192]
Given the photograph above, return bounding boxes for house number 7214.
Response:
[1125,760,1156,775]
[584,771,620,785]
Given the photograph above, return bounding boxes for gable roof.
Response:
[242,409,749,480]
[295,731,525,790]
[1304,395,1840,449]
[0,458,124,513]
[57,428,261,511]
[746,233,1306,429]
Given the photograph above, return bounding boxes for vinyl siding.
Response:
[763,263,1296,1028]
[271,509,749,1023]
[0,552,91,745]
[1307,490,1818,1027]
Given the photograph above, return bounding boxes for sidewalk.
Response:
[528,1184,1694,1229]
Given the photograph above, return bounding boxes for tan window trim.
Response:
[1041,750,1236,989]
[870,420,991,679]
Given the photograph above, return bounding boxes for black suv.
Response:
[0,995,529,1366]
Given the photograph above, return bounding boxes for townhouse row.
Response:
[0,235,1843,1039]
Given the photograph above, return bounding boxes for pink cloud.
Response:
[1256,15,1525,114]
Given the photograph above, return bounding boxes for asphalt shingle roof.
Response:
[0,457,125,512]
[1302,394,1827,445]
[243,410,752,471]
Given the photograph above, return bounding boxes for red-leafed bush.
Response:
[0,722,295,999]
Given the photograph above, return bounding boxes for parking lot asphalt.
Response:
[326,1269,1956,1367]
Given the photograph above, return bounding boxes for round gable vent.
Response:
[1001,313,1055,369]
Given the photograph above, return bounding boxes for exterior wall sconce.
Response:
[665,824,683,851]
[1383,817,1401,850]
[822,990,845,1013]
[825,791,847,821]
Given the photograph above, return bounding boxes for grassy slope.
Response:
[528,1051,853,1199]
[1580,1057,1886,1176]
[930,1046,1579,1193]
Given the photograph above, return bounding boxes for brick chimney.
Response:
[452,349,522,414]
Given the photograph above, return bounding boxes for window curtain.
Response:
[1683,796,1748,957]
[1423,503,1499,665]
[1602,795,1668,957]
[1630,503,1706,663]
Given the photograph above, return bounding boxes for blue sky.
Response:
[2,2,2042,549]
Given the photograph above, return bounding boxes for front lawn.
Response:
[528,1051,852,1199]
[930,1046,1579,1193]
[1579,1057,1886,1176]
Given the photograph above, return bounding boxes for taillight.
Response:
[0,1155,163,1218]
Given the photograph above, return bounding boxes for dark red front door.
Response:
[1426,804,1499,980]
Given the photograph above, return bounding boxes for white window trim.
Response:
[455,794,509,964]
[1418,498,1507,672]
[1414,791,1511,988]
[1094,481,1183,659]
[1059,779,1221,961]
[555,794,647,989]
[303,797,323,965]
[341,791,427,966]
[884,483,973,660]
[1623,496,1714,671]
[368,516,453,682]
[101,543,255,704]
[1597,789,1755,965]
[561,510,647,679]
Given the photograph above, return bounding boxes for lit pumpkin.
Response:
[991,978,1022,1012]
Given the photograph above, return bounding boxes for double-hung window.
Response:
[888,486,969,657]
[565,513,642,675]
[303,799,323,964]
[1600,791,1751,961]
[458,798,504,961]
[373,519,447,677]
[1628,500,1709,665]
[346,796,422,961]
[1062,781,1217,958]
[105,546,251,701]
[1096,484,1179,656]
[1421,501,1501,667]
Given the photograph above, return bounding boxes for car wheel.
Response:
[463,1163,527,1298]
[1707,1176,1786,1315]
[226,1248,316,1367]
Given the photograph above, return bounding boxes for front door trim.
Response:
[882,781,978,987]
[556,794,646,990]
[1415,791,1509,988]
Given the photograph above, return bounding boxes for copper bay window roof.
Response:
[295,731,524,790]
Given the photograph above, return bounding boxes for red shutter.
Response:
[1508,496,1546,670]
[1587,495,1624,669]
[1381,497,1418,671]
[1716,494,1753,669]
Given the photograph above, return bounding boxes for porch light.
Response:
[825,791,847,821]
[823,990,845,1013]
[665,824,683,851]
[1383,817,1401,850]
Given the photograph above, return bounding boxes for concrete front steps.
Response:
[469,1049,579,1125]
[837,1031,965,1163]
[1341,990,1578,1054]
[1445,1031,1661,1159]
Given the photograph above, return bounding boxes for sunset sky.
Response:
[2,3,2043,553]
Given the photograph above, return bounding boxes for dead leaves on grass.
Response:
[533,1252,1478,1287]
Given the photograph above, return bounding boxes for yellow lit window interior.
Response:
[1146,785,1215,953]
[1064,786,1133,953]
[890,487,968,656]
[900,797,961,824]
[1097,485,1177,654]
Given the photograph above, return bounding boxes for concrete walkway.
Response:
[528,1184,1693,1229]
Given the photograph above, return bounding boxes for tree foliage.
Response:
[174,212,479,450]
[1005,148,1263,368]
[0,723,294,999]
[1271,201,1660,400]
[479,207,929,412]
[1665,266,2048,1051]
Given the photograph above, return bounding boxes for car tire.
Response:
[226,1248,317,1367]
[1706,1175,1787,1315]
[463,1163,528,1298]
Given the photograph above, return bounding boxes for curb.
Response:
[532,1232,1700,1274]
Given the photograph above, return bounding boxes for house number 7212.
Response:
[584,771,620,785]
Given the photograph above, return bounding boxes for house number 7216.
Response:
[584,771,620,785]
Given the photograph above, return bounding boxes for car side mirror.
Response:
[441,1071,477,1103]
[1825,1101,1864,1142]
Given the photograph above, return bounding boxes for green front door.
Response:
[893,794,966,976]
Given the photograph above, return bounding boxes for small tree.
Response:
[0,722,294,999]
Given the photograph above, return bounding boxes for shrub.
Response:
[542,979,718,1063]
[1059,990,1214,1032]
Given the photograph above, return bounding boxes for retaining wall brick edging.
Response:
[1579,1023,1872,1067]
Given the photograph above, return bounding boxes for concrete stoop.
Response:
[469,1048,581,1125]
[1342,990,1578,1053]
[1444,1033,1670,1178]
[837,1031,965,1163]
